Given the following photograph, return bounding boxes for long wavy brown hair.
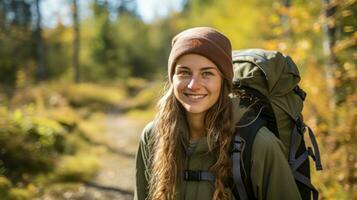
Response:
[148,78,235,200]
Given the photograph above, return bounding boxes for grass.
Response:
[53,153,100,183]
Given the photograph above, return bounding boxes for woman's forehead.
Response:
[175,65,218,72]
[175,54,218,70]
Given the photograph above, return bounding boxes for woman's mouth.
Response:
[184,93,207,100]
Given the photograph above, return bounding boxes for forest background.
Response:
[0,0,356,199]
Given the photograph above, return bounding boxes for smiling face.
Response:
[172,54,223,118]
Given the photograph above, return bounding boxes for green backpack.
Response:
[231,49,323,200]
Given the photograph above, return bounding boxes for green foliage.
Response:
[53,154,100,182]
[124,82,161,110]
[333,0,357,105]
[7,188,33,200]
[113,13,155,77]
[180,0,267,48]
[0,182,35,200]
[0,26,33,86]
[57,83,126,111]
[0,0,170,84]
[79,2,167,81]
[0,175,12,197]
[0,82,111,197]
[44,24,73,79]
[0,106,66,179]
[0,0,34,87]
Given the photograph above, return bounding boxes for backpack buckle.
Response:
[232,136,245,153]
[296,117,306,134]
[184,170,201,181]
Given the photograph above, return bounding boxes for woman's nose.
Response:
[187,75,201,90]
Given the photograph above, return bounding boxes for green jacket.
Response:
[134,122,301,200]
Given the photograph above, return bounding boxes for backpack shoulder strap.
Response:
[232,117,267,200]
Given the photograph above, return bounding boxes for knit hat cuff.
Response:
[168,37,233,82]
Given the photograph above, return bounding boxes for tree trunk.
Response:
[281,0,291,39]
[322,0,338,133]
[72,0,80,83]
[0,2,6,30]
[35,0,47,81]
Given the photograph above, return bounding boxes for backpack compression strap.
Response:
[289,116,323,200]
[232,135,248,200]
[232,117,266,200]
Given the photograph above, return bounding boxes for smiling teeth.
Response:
[187,94,205,99]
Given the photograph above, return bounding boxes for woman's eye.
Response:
[202,71,214,77]
[178,71,190,76]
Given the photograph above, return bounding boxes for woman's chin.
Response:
[183,106,207,116]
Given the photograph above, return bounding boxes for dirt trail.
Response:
[37,113,146,200]
[85,113,145,199]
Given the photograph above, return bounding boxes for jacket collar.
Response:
[178,115,217,155]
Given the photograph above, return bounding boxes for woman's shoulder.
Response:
[140,121,156,145]
[250,126,301,200]
[252,126,288,157]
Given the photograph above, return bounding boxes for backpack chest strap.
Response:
[184,170,215,182]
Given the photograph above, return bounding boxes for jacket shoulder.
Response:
[140,121,155,145]
[249,127,301,200]
[135,121,155,200]
[252,126,288,156]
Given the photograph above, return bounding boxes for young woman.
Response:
[134,27,301,200]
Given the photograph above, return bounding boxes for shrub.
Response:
[0,175,12,197]
[58,83,126,111]
[8,188,33,200]
[53,154,100,182]
[121,81,162,111]
[0,106,66,180]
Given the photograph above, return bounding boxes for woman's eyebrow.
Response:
[201,67,218,71]
[175,65,190,70]
[175,65,218,71]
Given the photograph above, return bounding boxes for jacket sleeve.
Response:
[134,122,154,200]
[250,127,302,200]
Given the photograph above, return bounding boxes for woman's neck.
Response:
[186,112,206,142]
